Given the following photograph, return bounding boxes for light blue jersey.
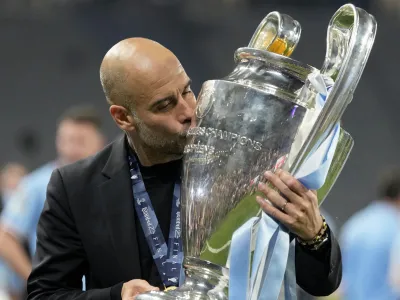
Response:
[341,201,400,300]
[0,162,55,293]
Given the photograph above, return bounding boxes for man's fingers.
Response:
[276,169,318,206]
[256,196,294,226]
[258,182,288,209]
[122,280,160,300]
[257,181,302,217]
[138,284,159,292]
[276,169,310,196]
[263,171,302,205]
[130,285,159,300]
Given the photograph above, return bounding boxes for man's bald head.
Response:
[100,38,181,110]
[103,38,195,165]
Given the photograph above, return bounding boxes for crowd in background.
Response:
[0,105,106,300]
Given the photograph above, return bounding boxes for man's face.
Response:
[56,120,104,164]
[129,63,196,155]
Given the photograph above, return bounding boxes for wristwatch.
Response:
[297,216,329,251]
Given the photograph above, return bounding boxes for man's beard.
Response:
[135,121,189,155]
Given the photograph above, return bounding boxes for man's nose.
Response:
[177,97,194,123]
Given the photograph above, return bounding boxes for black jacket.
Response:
[27,136,342,299]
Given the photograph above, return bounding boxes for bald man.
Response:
[27,38,342,300]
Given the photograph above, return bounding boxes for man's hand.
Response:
[256,169,323,241]
[121,279,159,300]
[0,227,32,279]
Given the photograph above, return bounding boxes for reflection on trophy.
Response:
[137,3,376,300]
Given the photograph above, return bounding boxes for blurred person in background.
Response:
[0,163,27,300]
[340,167,400,300]
[389,231,400,294]
[0,163,27,209]
[0,105,106,298]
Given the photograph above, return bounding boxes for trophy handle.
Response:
[248,11,301,57]
[290,4,377,175]
[316,127,354,205]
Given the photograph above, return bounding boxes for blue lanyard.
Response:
[128,154,183,287]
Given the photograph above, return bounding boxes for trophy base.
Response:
[136,257,229,300]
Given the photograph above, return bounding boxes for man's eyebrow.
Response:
[184,79,192,90]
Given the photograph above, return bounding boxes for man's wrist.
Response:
[297,216,329,251]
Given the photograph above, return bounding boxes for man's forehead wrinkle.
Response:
[147,65,186,97]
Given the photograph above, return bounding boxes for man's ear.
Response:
[109,105,136,132]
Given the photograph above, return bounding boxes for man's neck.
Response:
[127,135,182,167]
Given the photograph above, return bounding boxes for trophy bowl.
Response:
[137,3,376,299]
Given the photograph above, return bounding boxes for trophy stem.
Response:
[178,256,229,300]
[135,257,229,300]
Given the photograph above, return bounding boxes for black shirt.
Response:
[133,156,182,288]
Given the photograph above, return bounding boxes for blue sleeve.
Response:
[389,233,400,290]
[0,181,42,239]
[339,223,356,291]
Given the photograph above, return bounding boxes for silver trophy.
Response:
[137,4,376,300]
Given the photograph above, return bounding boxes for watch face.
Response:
[312,235,329,251]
